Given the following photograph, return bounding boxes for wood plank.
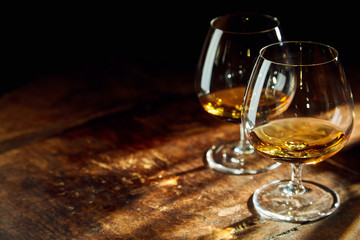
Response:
[0,60,193,153]
[0,62,359,239]
[0,95,359,239]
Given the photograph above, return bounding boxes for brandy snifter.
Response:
[195,13,283,174]
[242,41,354,222]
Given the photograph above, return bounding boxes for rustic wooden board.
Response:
[0,60,193,153]
[0,96,359,239]
[0,61,359,239]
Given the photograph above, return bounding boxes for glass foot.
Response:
[205,141,281,175]
[253,180,340,222]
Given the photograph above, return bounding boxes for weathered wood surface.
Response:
[0,60,193,153]
[0,61,359,239]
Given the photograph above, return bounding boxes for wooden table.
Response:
[0,59,359,239]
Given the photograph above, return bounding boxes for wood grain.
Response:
[0,60,193,153]
[0,61,359,239]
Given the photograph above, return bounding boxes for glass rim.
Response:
[210,12,280,34]
[260,41,339,67]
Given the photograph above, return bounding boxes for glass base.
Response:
[253,180,340,222]
[205,141,281,175]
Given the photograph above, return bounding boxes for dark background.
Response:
[5,2,359,90]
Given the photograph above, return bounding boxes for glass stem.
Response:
[288,163,306,195]
[239,123,246,147]
[237,123,254,154]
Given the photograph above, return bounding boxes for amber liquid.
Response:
[199,87,246,123]
[200,87,292,123]
[249,118,346,164]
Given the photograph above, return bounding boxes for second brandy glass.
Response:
[242,41,354,221]
[195,13,282,174]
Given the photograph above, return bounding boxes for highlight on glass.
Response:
[195,13,283,175]
[242,41,355,221]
